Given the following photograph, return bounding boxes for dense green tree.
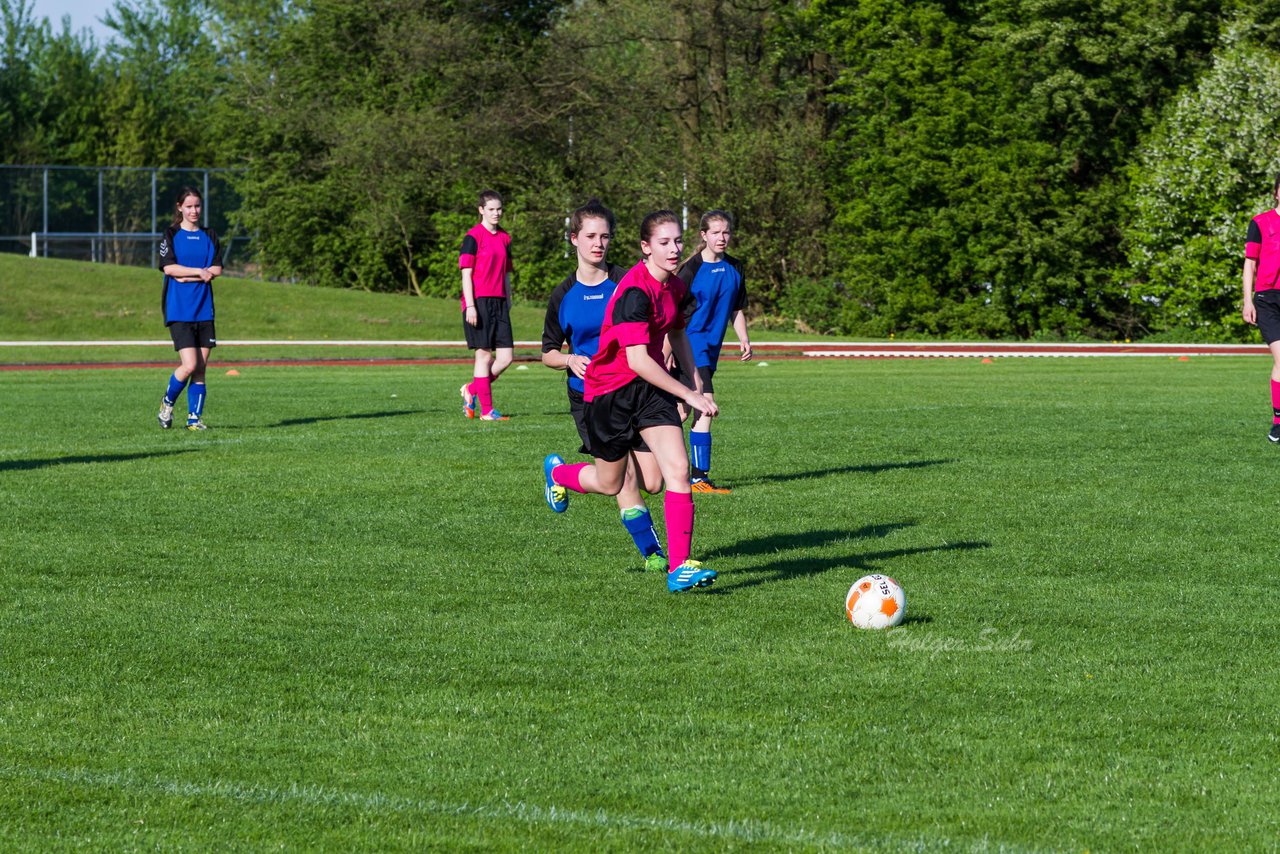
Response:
[219,0,554,293]
[1125,25,1280,340]
[1,0,106,165]
[813,0,1223,339]
[7,0,1279,341]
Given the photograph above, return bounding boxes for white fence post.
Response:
[30,232,37,258]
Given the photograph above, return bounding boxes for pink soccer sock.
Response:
[664,491,695,569]
[1271,380,1280,424]
[553,462,589,494]
[473,375,494,415]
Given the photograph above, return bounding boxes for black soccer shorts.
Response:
[168,320,216,351]
[583,379,679,463]
[463,296,514,351]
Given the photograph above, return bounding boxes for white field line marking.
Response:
[0,339,1268,353]
[1,764,1051,853]
[800,350,1251,358]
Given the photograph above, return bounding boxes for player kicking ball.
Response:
[543,211,719,593]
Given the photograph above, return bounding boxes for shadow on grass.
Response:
[0,448,200,472]
[269,409,426,428]
[724,540,991,593]
[707,522,918,562]
[729,459,955,487]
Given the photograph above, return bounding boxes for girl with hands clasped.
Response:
[156,187,223,431]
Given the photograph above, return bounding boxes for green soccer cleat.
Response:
[644,552,669,573]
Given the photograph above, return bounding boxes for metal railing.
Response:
[0,165,251,272]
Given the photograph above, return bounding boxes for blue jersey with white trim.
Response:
[542,266,625,394]
[158,224,223,325]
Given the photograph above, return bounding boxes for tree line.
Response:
[4,0,1280,341]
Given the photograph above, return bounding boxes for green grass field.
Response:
[3,257,1279,850]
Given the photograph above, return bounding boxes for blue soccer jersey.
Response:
[676,253,747,370]
[158,224,223,325]
[541,266,626,394]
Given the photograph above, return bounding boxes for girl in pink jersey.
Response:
[541,211,720,592]
[1243,175,1280,443]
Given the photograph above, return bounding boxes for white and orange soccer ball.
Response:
[844,574,906,629]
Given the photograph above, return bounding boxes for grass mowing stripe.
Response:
[2,764,1048,853]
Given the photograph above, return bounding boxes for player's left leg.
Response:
[186,346,211,430]
[479,301,515,419]
[490,346,514,380]
[640,424,715,592]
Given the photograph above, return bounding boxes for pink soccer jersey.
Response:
[583,262,688,402]
[459,223,512,307]
[1246,209,1280,291]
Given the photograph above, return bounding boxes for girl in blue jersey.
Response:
[155,187,224,430]
[541,200,667,572]
[674,210,752,492]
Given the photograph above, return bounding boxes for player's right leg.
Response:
[1269,340,1280,443]
[159,328,197,429]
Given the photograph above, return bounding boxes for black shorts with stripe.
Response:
[1256,290,1280,345]
[583,379,678,463]
[464,296,514,350]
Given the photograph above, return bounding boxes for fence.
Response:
[0,165,253,273]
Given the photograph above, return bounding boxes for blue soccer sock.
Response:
[621,506,663,558]
[187,383,206,420]
[690,430,712,476]
[165,373,188,404]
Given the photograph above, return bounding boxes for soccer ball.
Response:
[845,574,906,629]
